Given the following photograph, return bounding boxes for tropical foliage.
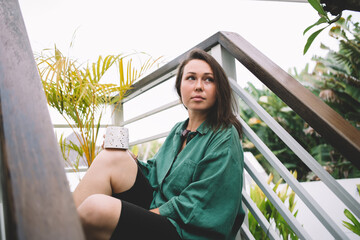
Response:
[37,47,160,167]
[298,16,360,127]
[248,172,298,240]
[131,139,163,162]
[293,15,360,178]
[343,209,360,236]
[304,0,343,54]
[241,15,360,181]
[342,185,360,236]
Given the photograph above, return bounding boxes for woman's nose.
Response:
[195,79,203,90]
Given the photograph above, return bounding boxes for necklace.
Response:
[181,129,191,138]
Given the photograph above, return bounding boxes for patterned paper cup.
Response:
[104,127,129,149]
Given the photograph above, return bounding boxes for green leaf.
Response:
[345,84,360,102]
[303,27,327,55]
[344,209,360,228]
[304,17,328,35]
[284,163,297,169]
[307,0,328,18]
[311,144,332,163]
[320,43,331,50]
[343,209,360,235]
[329,26,345,39]
[55,46,62,61]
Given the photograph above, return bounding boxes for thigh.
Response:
[110,201,181,240]
[73,149,137,207]
[112,166,153,209]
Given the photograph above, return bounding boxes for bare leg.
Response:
[73,149,138,239]
[73,149,138,207]
[77,194,122,240]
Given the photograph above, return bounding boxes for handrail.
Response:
[0,1,84,239]
[218,31,360,168]
[124,31,360,169]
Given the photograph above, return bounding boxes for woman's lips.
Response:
[191,95,205,100]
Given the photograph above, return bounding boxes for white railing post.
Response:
[210,44,240,116]
[210,44,237,82]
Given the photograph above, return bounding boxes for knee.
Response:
[77,194,104,228]
[77,194,121,229]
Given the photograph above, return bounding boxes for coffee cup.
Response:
[104,126,129,149]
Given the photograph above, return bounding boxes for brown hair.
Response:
[175,49,242,138]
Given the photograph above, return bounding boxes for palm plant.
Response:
[308,16,360,127]
[291,15,360,178]
[248,172,299,240]
[37,47,160,167]
[304,0,343,54]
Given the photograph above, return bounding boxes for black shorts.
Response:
[110,166,181,240]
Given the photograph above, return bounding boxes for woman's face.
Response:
[180,59,216,115]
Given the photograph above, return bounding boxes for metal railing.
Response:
[109,32,360,239]
[0,0,85,239]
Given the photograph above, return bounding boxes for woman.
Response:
[74,49,245,240]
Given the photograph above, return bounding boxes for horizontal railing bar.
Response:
[240,225,256,240]
[129,131,170,147]
[123,70,177,103]
[218,31,360,168]
[240,117,350,239]
[231,78,360,219]
[121,100,181,126]
[53,124,109,128]
[242,190,280,240]
[244,157,313,240]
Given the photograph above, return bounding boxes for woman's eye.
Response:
[187,76,195,80]
[205,77,214,82]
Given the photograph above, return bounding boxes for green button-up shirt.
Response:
[138,119,244,240]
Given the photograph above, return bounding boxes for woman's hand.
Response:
[150,208,160,215]
[102,134,138,163]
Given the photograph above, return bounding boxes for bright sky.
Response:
[18,0,360,141]
[19,0,360,68]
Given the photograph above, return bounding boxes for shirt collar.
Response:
[176,118,210,136]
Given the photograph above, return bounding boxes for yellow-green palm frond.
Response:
[36,47,161,166]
